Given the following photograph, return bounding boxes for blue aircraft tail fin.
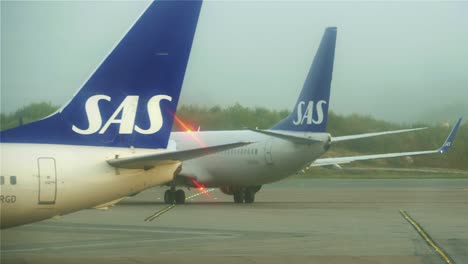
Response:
[1,1,202,149]
[271,27,337,132]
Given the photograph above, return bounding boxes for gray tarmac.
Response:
[1,179,467,264]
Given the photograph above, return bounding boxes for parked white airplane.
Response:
[0,1,249,229]
[164,27,462,204]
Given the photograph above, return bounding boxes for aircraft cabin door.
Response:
[264,139,274,165]
[37,157,57,204]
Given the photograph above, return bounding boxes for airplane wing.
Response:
[107,142,251,169]
[311,118,462,167]
[332,127,427,142]
[252,127,427,144]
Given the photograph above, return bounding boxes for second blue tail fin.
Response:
[272,27,337,132]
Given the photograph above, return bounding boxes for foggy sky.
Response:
[2,1,468,122]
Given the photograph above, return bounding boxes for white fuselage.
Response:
[0,143,180,229]
[170,130,330,187]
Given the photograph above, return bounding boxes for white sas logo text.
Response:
[72,95,172,135]
[293,100,327,125]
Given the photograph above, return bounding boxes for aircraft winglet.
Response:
[438,117,462,153]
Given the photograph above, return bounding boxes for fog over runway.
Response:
[2,179,467,264]
[3,2,468,122]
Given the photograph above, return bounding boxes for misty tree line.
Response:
[1,102,467,169]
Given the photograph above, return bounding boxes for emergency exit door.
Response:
[38,157,57,204]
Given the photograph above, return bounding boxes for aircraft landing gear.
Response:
[164,190,174,204]
[164,188,186,204]
[233,191,244,203]
[175,189,185,204]
[233,186,260,204]
[244,188,255,203]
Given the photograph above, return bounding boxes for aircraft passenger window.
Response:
[10,176,16,185]
[255,149,258,155]
[0,176,4,185]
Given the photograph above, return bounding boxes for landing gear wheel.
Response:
[164,190,175,204]
[244,189,255,203]
[233,191,244,203]
[175,189,186,204]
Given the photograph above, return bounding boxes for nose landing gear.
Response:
[164,188,186,204]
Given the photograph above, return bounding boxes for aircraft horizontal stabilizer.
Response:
[332,127,427,143]
[249,129,322,144]
[312,117,462,167]
[107,142,252,169]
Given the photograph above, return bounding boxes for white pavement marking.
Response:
[1,235,230,253]
[27,224,228,235]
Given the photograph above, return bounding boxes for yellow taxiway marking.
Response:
[145,189,215,222]
[399,210,454,264]
[464,188,468,191]
[145,204,176,222]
